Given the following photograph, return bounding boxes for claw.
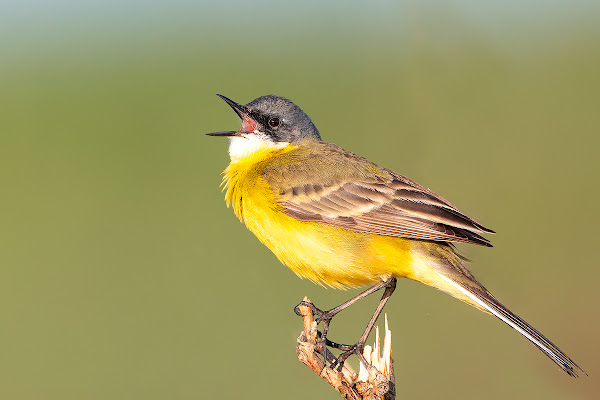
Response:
[294,300,325,318]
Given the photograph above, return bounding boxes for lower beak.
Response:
[206,131,238,137]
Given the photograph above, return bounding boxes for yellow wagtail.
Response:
[207,94,583,377]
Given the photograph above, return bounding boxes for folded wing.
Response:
[265,143,494,246]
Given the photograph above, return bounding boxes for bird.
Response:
[207,94,583,377]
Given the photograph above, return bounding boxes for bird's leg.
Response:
[294,277,397,369]
[330,277,397,371]
[294,277,393,325]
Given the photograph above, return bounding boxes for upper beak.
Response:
[206,94,257,137]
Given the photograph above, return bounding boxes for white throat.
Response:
[228,132,288,162]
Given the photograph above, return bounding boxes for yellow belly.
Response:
[246,195,416,287]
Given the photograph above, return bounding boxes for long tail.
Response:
[411,242,585,377]
[438,273,584,377]
[441,275,587,378]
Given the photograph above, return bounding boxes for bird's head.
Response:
[207,94,320,161]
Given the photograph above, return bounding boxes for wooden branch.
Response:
[296,297,395,400]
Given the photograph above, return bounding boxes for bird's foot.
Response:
[295,300,375,372]
[294,300,325,319]
[295,301,349,369]
[294,300,337,345]
[294,300,334,324]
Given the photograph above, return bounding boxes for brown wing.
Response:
[262,141,495,246]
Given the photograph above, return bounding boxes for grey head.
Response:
[206,94,321,142]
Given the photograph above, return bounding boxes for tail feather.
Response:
[438,274,585,377]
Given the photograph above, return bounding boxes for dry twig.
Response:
[296,297,395,400]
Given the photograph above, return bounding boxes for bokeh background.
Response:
[1,1,599,399]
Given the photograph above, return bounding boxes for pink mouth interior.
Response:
[240,115,257,133]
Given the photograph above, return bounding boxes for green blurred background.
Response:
[1,1,598,399]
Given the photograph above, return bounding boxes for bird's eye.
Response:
[268,117,280,128]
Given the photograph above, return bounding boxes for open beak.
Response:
[206,94,258,137]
